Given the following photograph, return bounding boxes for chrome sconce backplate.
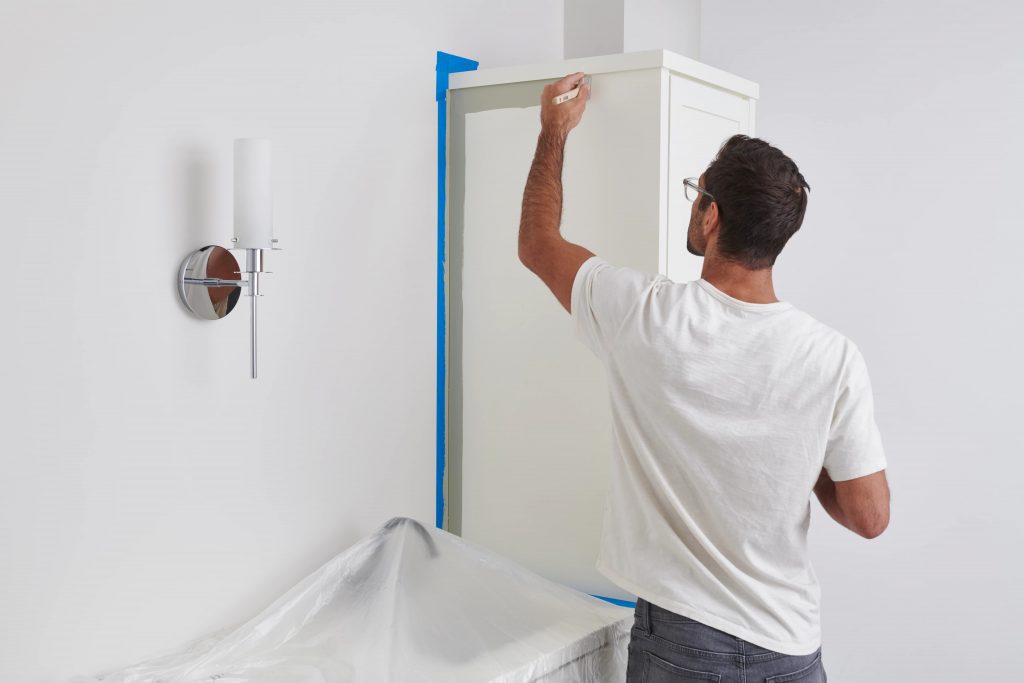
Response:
[178,245,243,320]
[178,244,274,379]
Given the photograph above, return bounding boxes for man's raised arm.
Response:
[518,72,596,313]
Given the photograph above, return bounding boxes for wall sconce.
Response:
[178,139,279,379]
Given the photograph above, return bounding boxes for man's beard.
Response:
[686,221,703,256]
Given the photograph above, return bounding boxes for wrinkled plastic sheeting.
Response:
[72,517,632,682]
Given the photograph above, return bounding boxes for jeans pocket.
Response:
[764,650,825,682]
[643,651,722,682]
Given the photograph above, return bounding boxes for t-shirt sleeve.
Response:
[823,344,888,481]
[570,256,659,360]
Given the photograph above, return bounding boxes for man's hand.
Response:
[540,72,590,137]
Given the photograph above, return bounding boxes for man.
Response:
[518,72,890,682]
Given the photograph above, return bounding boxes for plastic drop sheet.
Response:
[72,517,631,683]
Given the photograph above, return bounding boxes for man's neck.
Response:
[700,258,779,304]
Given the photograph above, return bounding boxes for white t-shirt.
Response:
[570,256,887,656]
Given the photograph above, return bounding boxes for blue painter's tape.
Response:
[592,594,638,609]
[436,51,479,529]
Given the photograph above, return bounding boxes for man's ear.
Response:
[702,201,720,239]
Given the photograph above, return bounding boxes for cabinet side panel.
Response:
[447,81,551,538]
[452,70,663,600]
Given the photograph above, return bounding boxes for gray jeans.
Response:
[625,598,827,682]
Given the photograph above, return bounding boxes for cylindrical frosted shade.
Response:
[233,138,274,249]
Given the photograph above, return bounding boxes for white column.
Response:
[564,0,700,60]
[564,0,624,59]
[624,0,700,59]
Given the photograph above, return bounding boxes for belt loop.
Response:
[639,597,651,634]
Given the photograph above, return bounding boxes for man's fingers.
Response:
[553,71,585,93]
[543,73,586,105]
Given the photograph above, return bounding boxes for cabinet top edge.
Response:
[448,49,759,100]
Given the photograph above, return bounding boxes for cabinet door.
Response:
[664,75,755,282]
[447,68,663,601]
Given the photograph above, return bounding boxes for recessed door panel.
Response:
[666,75,753,283]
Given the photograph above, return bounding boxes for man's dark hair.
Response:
[699,134,810,269]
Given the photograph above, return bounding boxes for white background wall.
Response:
[0,1,561,680]
[701,1,1024,679]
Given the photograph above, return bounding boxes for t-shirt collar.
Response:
[696,278,793,312]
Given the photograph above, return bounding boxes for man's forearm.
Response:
[518,128,568,259]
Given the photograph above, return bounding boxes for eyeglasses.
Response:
[684,177,715,203]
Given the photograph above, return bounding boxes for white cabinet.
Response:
[443,50,757,601]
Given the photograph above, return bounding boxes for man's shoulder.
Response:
[784,307,861,362]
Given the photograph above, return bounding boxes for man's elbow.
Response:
[518,237,541,271]
[518,242,533,268]
[854,510,890,539]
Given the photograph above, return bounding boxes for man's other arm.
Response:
[814,467,890,539]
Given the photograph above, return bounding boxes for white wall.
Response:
[702,2,1024,679]
[0,2,561,680]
